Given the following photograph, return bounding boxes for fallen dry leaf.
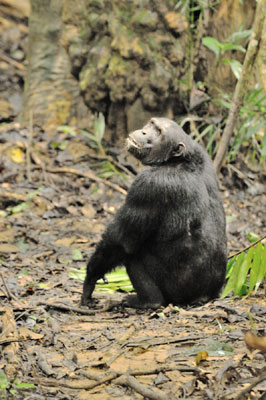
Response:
[244,331,266,353]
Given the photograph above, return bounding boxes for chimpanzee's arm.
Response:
[81,172,158,305]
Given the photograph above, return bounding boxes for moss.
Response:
[107,54,128,77]
[131,10,158,30]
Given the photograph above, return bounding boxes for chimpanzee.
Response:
[81,118,227,309]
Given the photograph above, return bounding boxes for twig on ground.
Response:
[115,374,176,400]
[0,51,25,71]
[26,110,33,182]
[35,166,127,196]
[0,190,27,202]
[234,373,266,400]
[38,302,100,315]
[125,334,204,349]
[0,271,24,305]
[31,364,198,391]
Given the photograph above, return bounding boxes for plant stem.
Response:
[213,0,265,173]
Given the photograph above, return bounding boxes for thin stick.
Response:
[115,374,175,400]
[35,166,127,196]
[235,373,266,400]
[38,302,99,315]
[228,233,266,260]
[0,271,24,305]
[26,110,33,182]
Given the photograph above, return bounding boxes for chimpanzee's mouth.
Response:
[127,136,141,149]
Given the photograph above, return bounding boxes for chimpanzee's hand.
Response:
[81,277,96,306]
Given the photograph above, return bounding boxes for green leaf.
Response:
[0,371,9,390]
[248,243,262,294]
[246,232,260,242]
[255,244,266,292]
[94,113,105,143]
[69,267,134,293]
[234,247,253,295]
[221,43,246,53]
[8,202,30,215]
[72,249,83,261]
[15,382,36,389]
[202,37,221,57]
[69,268,86,281]
[57,125,76,136]
[229,29,251,44]
[223,59,242,79]
[221,252,245,298]
[226,257,236,278]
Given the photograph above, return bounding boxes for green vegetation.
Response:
[222,241,266,298]
[0,371,35,397]
[69,267,133,293]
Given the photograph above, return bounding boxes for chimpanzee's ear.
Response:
[172,142,186,157]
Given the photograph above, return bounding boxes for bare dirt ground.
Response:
[0,2,266,399]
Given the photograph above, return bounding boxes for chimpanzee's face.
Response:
[127,118,187,165]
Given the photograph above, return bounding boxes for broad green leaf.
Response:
[0,372,9,390]
[94,113,105,143]
[72,249,83,261]
[234,247,253,295]
[221,43,245,53]
[248,243,262,294]
[69,267,133,293]
[255,244,266,292]
[246,232,260,242]
[229,29,251,44]
[69,268,85,281]
[202,37,221,57]
[223,59,242,79]
[221,252,245,298]
[226,257,236,278]
[57,125,76,136]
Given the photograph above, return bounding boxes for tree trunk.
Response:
[22,0,263,142]
[22,0,87,129]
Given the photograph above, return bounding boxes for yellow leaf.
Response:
[195,350,209,365]
[0,243,19,253]
[55,236,76,247]
[19,327,44,340]
[11,147,25,163]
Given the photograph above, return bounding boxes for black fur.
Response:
[81,118,227,309]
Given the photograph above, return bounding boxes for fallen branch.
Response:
[31,364,199,391]
[115,374,176,400]
[38,302,100,315]
[125,334,204,349]
[39,166,127,196]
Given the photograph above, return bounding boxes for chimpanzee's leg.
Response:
[125,260,165,309]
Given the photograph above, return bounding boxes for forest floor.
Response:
[0,2,266,400]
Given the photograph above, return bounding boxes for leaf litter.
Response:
[0,122,265,400]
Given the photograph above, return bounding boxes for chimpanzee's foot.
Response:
[123,294,164,310]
